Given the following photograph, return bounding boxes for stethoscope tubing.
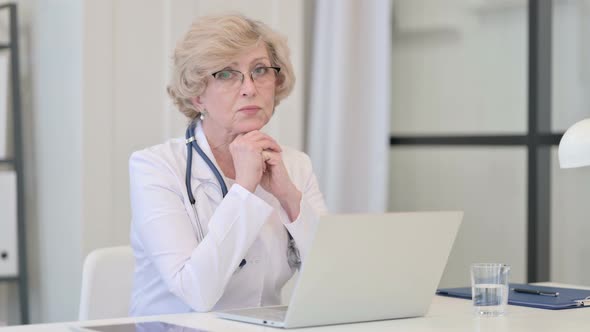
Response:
[186,122,228,204]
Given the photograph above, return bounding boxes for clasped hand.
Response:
[229,131,302,220]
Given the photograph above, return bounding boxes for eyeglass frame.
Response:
[210,66,281,88]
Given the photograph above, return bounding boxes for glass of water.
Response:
[471,263,510,316]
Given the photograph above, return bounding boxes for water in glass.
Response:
[473,283,508,316]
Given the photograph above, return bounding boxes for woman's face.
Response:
[195,44,278,137]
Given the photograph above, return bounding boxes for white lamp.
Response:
[558,118,590,168]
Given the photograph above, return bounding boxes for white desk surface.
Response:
[2,283,590,332]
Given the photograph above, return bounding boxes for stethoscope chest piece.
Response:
[287,235,301,270]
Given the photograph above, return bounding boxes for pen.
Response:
[512,288,559,297]
[239,258,247,269]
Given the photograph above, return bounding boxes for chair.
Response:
[79,246,135,320]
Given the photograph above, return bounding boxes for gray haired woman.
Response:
[128,14,327,316]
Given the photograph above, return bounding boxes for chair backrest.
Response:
[79,246,135,320]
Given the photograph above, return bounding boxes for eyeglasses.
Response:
[211,66,281,91]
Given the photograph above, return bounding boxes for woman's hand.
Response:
[229,131,302,221]
[229,130,281,193]
[259,149,302,222]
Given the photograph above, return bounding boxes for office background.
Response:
[0,0,588,326]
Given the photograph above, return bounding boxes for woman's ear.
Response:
[191,96,202,109]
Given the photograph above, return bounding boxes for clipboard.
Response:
[436,283,590,310]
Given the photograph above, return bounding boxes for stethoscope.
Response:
[185,121,301,270]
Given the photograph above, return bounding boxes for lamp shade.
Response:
[558,118,590,168]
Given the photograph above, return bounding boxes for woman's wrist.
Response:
[278,186,302,222]
[237,180,257,193]
[235,173,259,193]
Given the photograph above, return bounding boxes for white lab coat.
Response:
[128,121,327,316]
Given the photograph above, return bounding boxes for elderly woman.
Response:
[128,14,327,316]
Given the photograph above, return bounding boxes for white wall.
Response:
[0,0,307,324]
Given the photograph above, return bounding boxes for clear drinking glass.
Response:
[471,263,510,316]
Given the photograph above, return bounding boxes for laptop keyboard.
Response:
[227,305,288,322]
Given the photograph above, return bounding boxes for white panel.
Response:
[195,0,273,19]
[0,171,17,277]
[552,0,590,132]
[0,53,8,159]
[392,0,464,32]
[82,0,115,256]
[391,0,527,135]
[163,0,198,139]
[550,147,590,285]
[267,1,305,150]
[33,0,84,322]
[113,0,168,243]
[389,147,527,287]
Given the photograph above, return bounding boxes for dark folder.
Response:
[436,283,590,310]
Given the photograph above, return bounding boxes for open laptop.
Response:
[216,211,463,329]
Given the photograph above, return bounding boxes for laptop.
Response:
[216,211,463,329]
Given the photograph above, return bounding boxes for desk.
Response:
[2,284,590,331]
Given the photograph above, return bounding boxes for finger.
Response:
[262,151,282,166]
[242,131,282,152]
[258,139,282,153]
[262,150,274,162]
[238,137,280,154]
[232,137,280,155]
[257,132,280,146]
[261,151,272,173]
